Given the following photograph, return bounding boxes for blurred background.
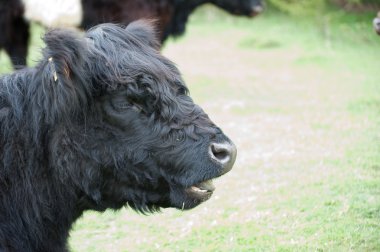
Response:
[1,0,379,251]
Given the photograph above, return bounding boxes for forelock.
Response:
[85,22,181,91]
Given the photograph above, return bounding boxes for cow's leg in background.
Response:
[5,15,30,69]
[0,0,30,69]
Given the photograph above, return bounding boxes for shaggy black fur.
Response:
[1,0,263,68]
[0,21,236,251]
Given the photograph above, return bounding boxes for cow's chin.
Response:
[168,180,215,210]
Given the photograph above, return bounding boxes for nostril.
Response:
[209,141,237,174]
[209,142,237,165]
[211,144,230,163]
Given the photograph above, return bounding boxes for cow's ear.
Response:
[43,28,88,86]
[125,20,161,50]
[38,29,92,124]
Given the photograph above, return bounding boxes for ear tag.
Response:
[48,57,58,82]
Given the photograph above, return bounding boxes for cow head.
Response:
[39,21,236,213]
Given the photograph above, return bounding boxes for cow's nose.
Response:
[209,141,237,175]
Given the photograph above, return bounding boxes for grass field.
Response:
[1,5,379,252]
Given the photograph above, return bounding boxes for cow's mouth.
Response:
[185,180,215,199]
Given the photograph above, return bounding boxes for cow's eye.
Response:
[112,100,142,113]
[176,131,185,142]
[113,102,130,110]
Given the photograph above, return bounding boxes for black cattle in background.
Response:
[0,0,263,68]
[81,0,264,41]
[0,21,237,251]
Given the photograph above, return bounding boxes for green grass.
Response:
[1,5,379,252]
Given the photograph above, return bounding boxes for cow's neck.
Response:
[0,167,82,251]
[163,0,209,41]
[0,75,84,250]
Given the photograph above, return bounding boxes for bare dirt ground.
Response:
[163,31,358,219]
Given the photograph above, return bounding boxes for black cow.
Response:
[81,0,264,41]
[0,0,263,68]
[0,21,236,251]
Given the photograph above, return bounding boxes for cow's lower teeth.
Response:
[191,186,207,193]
